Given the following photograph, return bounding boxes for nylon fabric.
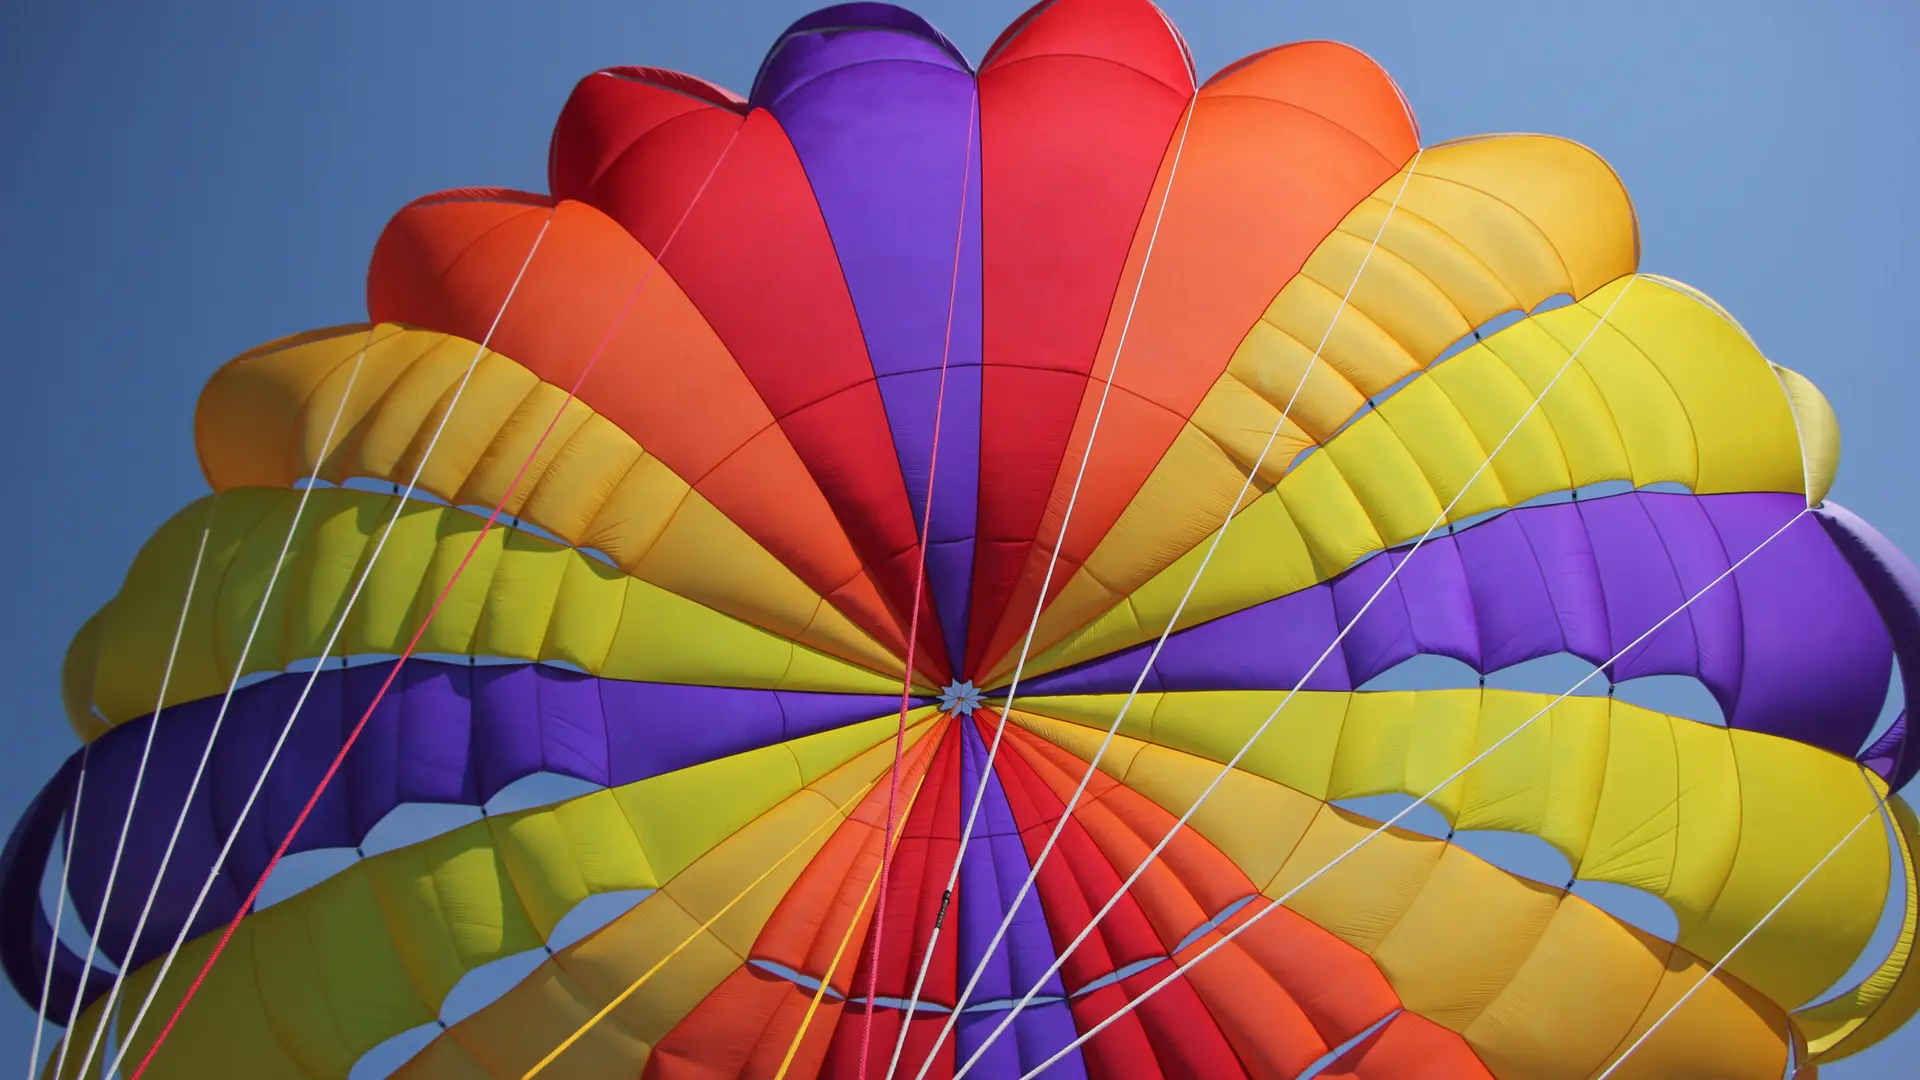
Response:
[1017,691,1889,1011]
[67,488,900,733]
[46,716,931,1080]
[1006,276,1812,685]
[1010,131,1640,673]
[194,324,901,681]
[12,2,1916,1077]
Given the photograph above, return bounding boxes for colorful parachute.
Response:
[6,2,1919,1078]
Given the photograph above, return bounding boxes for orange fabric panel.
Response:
[1321,1011,1495,1080]
[749,720,946,990]
[556,97,950,677]
[362,192,905,660]
[644,965,840,1080]
[843,719,966,1007]
[972,40,1420,674]
[1189,898,1403,1052]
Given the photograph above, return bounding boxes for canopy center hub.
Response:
[938,679,985,717]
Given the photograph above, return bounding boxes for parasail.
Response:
[5,1,1918,1078]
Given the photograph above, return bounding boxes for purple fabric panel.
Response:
[883,365,982,676]
[1515,499,1612,662]
[1862,712,1909,782]
[1817,502,1920,787]
[1582,493,1701,681]
[958,719,1068,1003]
[0,754,116,1012]
[750,3,968,107]
[42,660,899,1007]
[1026,583,1355,698]
[1024,492,1892,755]
[1333,540,1481,685]
[956,1002,1088,1080]
[1457,512,1566,669]
[955,719,1086,1078]
[765,16,982,674]
[1639,494,1745,703]
[1705,498,1890,753]
[1329,554,1419,686]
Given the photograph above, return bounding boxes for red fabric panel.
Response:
[990,723,1166,991]
[364,193,912,662]
[1072,970,1247,1080]
[967,0,1194,674]
[974,41,1422,671]
[550,73,948,679]
[645,964,836,1080]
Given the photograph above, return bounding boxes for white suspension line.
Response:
[947,268,1640,1080]
[1594,781,1890,1080]
[27,745,89,1080]
[66,333,372,1078]
[887,93,1199,1080]
[95,217,552,1080]
[1011,503,1814,1079]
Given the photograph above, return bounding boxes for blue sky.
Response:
[1,1,1914,1076]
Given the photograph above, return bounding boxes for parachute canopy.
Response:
[7,3,1918,1079]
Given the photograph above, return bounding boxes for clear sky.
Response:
[1,1,1914,1076]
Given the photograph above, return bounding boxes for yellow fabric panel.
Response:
[48,919,335,1079]
[1461,897,1672,1079]
[192,322,897,678]
[405,718,937,1080]
[1011,709,1144,782]
[1020,276,1812,681]
[1268,805,1446,953]
[1008,484,1319,692]
[1689,743,1890,1010]
[1369,375,1511,521]
[1450,693,1611,855]
[1774,362,1842,507]
[1423,341,1580,501]
[490,790,658,939]
[1465,898,1791,1080]
[1315,418,1446,564]
[1581,712,1742,920]
[1799,793,1920,1063]
[1022,686,1891,1021]
[78,491,276,731]
[1370,844,1563,1029]
[1595,960,1793,1080]
[1187,348,1323,486]
[360,828,547,1003]
[58,607,109,742]
[1330,690,1484,823]
[1268,809,1792,1077]
[1013,134,1640,676]
[615,741,809,884]
[71,487,898,731]
[1024,691,1347,802]
[405,894,729,1080]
